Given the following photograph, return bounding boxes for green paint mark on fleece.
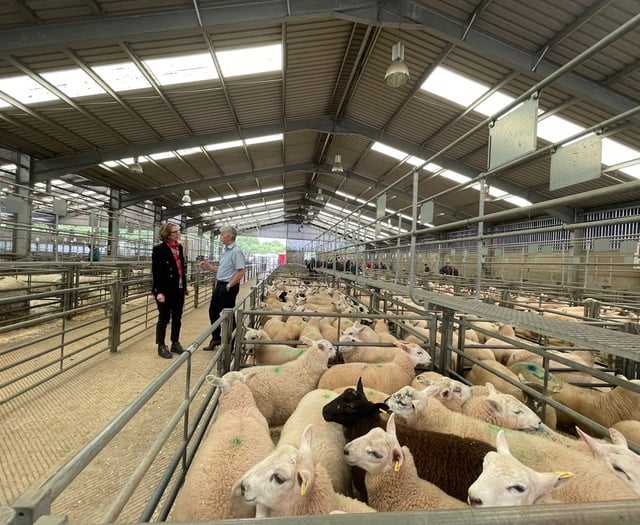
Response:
[230,437,243,447]
[271,366,283,374]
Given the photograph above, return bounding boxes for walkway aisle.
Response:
[0,280,254,524]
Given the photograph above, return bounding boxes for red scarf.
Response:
[166,241,183,283]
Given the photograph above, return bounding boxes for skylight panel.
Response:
[245,134,283,145]
[537,114,585,144]
[149,152,175,161]
[602,138,640,178]
[406,156,442,172]
[421,67,488,107]
[92,62,151,91]
[0,75,60,105]
[371,142,406,161]
[41,69,105,98]
[238,189,262,197]
[177,147,202,156]
[505,195,532,207]
[440,170,471,184]
[205,139,243,152]
[0,163,16,173]
[217,43,282,78]
[101,161,119,168]
[144,53,217,86]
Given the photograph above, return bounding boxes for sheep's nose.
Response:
[343,444,351,457]
[240,481,247,496]
[468,496,482,506]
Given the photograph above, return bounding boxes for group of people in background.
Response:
[151,224,245,359]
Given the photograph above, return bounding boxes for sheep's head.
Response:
[343,414,404,474]
[233,424,316,511]
[385,385,427,418]
[322,378,388,425]
[467,430,574,507]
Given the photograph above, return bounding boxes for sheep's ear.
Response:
[393,341,409,352]
[416,375,435,387]
[540,471,575,493]
[356,377,364,394]
[300,424,314,453]
[439,387,452,400]
[243,371,257,382]
[485,382,497,395]
[300,335,313,346]
[391,446,406,471]
[297,469,313,496]
[386,413,396,436]
[609,428,628,448]
[423,384,440,397]
[483,397,503,417]
[575,427,606,459]
[495,429,511,455]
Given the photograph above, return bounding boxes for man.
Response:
[199,226,245,350]
[439,261,459,276]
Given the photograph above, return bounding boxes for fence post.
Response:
[110,280,122,353]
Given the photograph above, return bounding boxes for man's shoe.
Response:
[204,339,221,351]
[158,344,172,359]
[171,342,186,354]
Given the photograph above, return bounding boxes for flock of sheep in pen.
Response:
[170,277,640,520]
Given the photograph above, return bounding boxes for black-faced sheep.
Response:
[322,378,495,503]
[343,414,467,511]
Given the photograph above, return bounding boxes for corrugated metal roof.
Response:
[0,0,638,237]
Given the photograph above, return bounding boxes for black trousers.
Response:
[208,282,239,340]
[155,291,185,345]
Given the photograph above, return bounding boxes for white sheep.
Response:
[460,383,542,431]
[233,424,375,516]
[240,336,336,426]
[576,426,640,496]
[171,371,275,521]
[277,389,352,496]
[612,419,640,445]
[318,341,430,394]
[384,384,638,503]
[533,376,640,430]
[243,327,307,365]
[341,320,380,343]
[343,413,467,511]
[338,332,430,365]
[467,429,575,506]
[465,361,524,400]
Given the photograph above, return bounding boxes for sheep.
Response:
[299,316,324,340]
[277,389,351,496]
[522,373,640,431]
[373,319,404,344]
[506,349,596,384]
[317,341,430,394]
[465,361,524,400]
[233,424,375,516]
[459,383,543,431]
[467,429,575,506]
[341,320,380,343]
[240,336,336,426]
[171,371,274,521]
[338,332,430,365]
[576,427,640,495]
[262,317,299,341]
[612,419,640,445]
[322,378,496,503]
[343,414,467,511]
[384,384,638,503]
[243,327,307,365]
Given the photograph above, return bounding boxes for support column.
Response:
[108,188,121,257]
[15,153,32,258]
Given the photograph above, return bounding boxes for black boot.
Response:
[158,344,172,359]
[171,342,185,354]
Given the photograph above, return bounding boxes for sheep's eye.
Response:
[368,450,383,459]
[508,484,526,493]
[612,464,631,480]
[514,409,523,415]
[270,473,286,485]
[453,387,461,393]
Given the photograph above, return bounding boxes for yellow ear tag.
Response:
[554,471,573,479]
[394,460,400,472]
[300,479,309,495]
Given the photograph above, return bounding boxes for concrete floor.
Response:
[0,280,254,524]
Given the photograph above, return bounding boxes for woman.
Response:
[152,223,189,359]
